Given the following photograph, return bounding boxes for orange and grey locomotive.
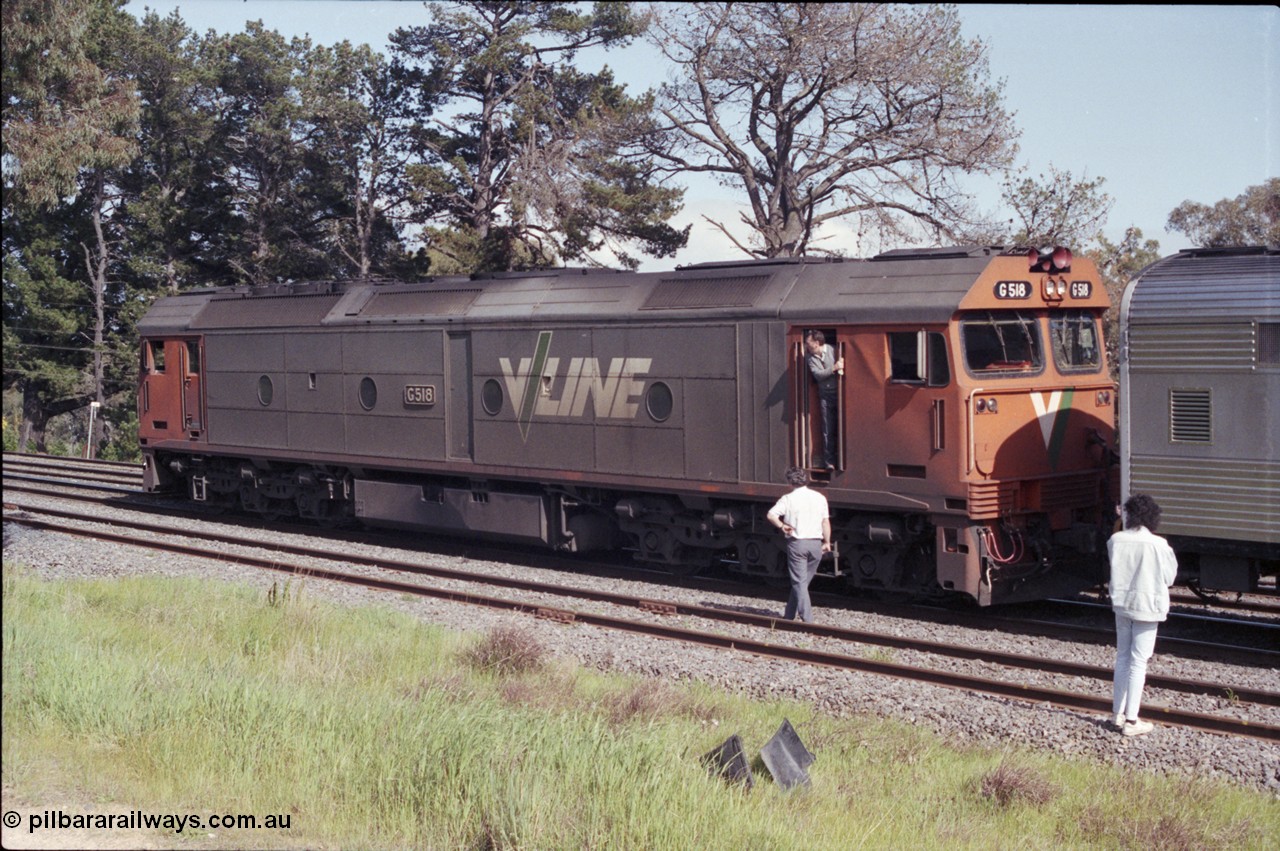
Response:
[137,245,1116,604]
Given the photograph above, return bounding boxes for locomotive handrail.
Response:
[965,387,985,475]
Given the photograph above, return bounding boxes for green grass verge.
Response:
[3,563,1276,849]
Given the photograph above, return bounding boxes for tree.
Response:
[1,202,98,452]
[645,2,1017,258]
[390,1,686,271]
[305,41,430,279]
[996,165,1113,249]
[3,0,140,454]
[2,0,139,207]
[199,22,355,282]
[117,10,229,294]
[1087,227,1163,379]
[1166,179,1280,248]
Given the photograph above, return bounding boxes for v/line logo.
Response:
[1030,389,1074,469]
[500,331,653,440]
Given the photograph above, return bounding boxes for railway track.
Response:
[5,485,1278,745]
[5,453,1278,658]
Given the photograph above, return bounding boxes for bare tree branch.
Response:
[645,2,1018,257]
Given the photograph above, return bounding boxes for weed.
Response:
[463,626,547,675]
[266,577,304,609]
[978,761,1056,807]
[862,646,897,664]
[5,569,1277,850]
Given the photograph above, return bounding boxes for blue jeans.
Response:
[784,538,823,623]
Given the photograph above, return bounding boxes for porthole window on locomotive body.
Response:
[257,375,274,406]
[646,381,674,422]
[359,377,378,410]
[481,378,504,416]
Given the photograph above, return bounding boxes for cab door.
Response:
[883,329,952,471]
[789,328,846,473]
[139,337,205,444]
[180,338,204,436]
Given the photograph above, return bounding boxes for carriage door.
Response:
[790,329,846,472]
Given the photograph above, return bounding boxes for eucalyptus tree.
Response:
[390,0,686,271]
[1166,179,1280,248]
[646,2,1017,258]
[997,165,1114,249]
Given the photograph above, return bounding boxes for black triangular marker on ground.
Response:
[702,733,754,789]
[759,718,814,790]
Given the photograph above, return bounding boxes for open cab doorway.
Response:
[791,327,845,477]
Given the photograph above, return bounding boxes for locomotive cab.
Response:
[942,249,1116,603]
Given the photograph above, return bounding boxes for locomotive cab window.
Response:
[146,340,166,374]
[1049,310,1101,373]
[888,331,950,386]
[961,311,1043,375]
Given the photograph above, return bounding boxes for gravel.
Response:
[4,493,1278,796]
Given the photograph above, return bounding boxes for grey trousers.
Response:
[784,538,823,623]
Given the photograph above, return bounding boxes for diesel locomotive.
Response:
[137,245,1118,605]
[1119,246,1278,593]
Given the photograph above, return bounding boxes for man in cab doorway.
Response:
[804,329,843,470]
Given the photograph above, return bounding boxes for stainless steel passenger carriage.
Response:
[1119,246,1280,591]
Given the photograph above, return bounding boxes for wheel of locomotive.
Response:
[258,500,293,524]
[899,542,945,600]
[761,550,790,589]
[662,544,712,577]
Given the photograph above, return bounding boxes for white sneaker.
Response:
[1122,719,1154,737]
[1113,713,1125,730]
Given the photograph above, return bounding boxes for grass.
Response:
[3,562,1277,849]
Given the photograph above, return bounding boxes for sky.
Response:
[122,1,1279,269]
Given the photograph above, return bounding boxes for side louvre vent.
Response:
[1259,322,1280,365]
[1169,389,1211,443]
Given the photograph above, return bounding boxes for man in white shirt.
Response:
[766,466,832,623]
[1108,493,1178,737]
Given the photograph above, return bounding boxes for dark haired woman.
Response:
[1107,493,1178,737]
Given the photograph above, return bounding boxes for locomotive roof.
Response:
[1123,246,1280,325]
[138,245,1063,334]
